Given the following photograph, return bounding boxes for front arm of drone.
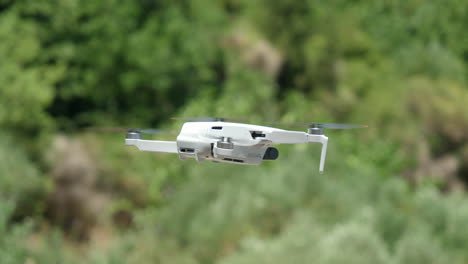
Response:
[268,131,328,173]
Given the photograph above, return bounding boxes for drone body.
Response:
[125,120,333,172]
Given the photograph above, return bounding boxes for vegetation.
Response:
[1,0,468,263]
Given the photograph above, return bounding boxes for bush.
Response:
[0,201,32,264]
[0,133,47,219]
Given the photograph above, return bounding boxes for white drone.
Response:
[122,117,367,173]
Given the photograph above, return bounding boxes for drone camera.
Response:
[263,147,279,160]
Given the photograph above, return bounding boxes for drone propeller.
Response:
[171,117,248,122]
[307,123,367,129]
[270,122,367,129]
[86,127,174,134]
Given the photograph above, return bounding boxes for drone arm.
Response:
[268,131,309,144]
[268,131,328,173]
[308,134,328,173]
[125,139,178,153]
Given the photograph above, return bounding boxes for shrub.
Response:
[0,133,47,219]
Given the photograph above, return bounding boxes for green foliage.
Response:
[11,0,229,126]
[0,201,32,264]
[220,215,391,264]
[394,230,447,264]
[407,78,468,143]
[1,0,468,263]
[0,11,58,130]
[0,133,47,218]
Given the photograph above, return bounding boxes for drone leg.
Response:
[307,134,328,173]
[319,136,328,174]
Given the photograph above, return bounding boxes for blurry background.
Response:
[1,0,468,263]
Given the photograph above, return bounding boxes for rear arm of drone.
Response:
[125,139,178,153]
[268,131,328,173]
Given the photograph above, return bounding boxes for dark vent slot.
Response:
[223,158,244,163]
[212,126,223,130]
[250,131,266,139]
[180,148,195,153]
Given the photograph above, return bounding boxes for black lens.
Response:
[263,147,279,160]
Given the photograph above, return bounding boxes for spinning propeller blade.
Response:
[130,128,173,134]
[171,117,248,122]
[308,123,368,129]
[86,127,174,134]
[270,122,368,129]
